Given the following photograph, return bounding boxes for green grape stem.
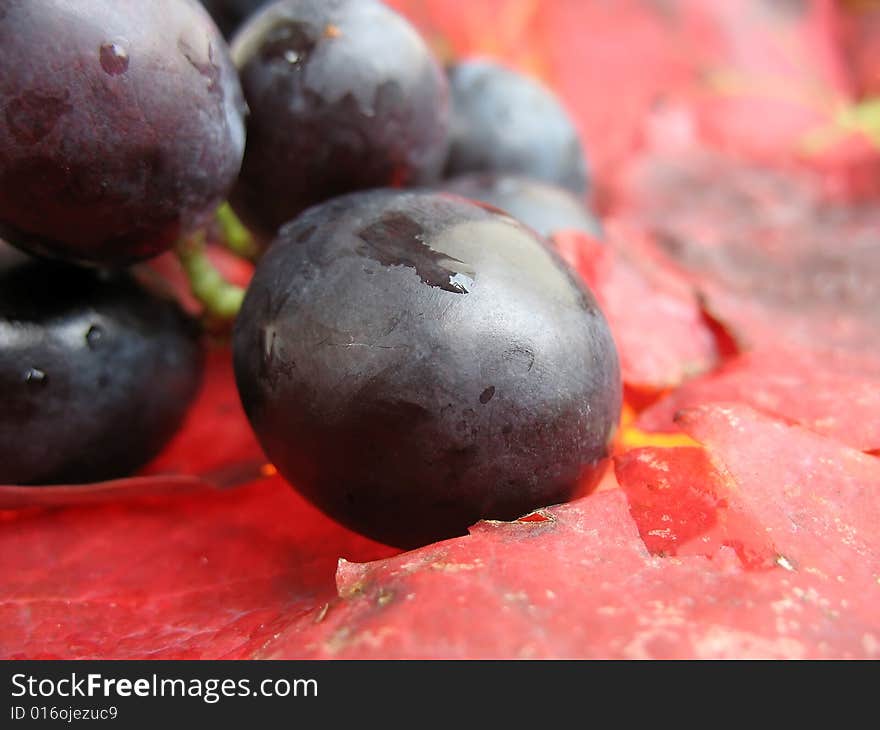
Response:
[176,231,245,320]
[216,202,259,260]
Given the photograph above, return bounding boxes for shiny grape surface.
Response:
[229,0,450,239]
[234,190,621,547]
[0,256,204,485]
[0,0,246,265]
[439,174,604,239]
[445,59,589,195]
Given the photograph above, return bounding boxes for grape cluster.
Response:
[1,0,619,547]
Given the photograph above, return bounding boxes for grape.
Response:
[199,0,268,38]
[439,174,604,239]
[229,0,450,239]
[0,257,204,485]
[0,239,29,269]
[0,0,246,266]
[233,190,621,547]
[445,58,589,194]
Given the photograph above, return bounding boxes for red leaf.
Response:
[676,403,880,609]
[618,150,880,376]
[680,0,855,164]
[0,478,395,659]
[5,0,880,661]
[636,349,880,452]
[255,404,880,658]
[839,1,880,98]
[615,446,774,567]
[554,227,720,391]
[7,386,878,657]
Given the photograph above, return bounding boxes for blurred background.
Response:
[207,0,880,207]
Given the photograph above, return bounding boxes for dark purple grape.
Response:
[0,257,204,485]
[229,0,450,239]
[439,174,604,240]
[445,59,589,195]
[0,0,246,266]
[233,190,621,547]
[0,238,29,269]
[199,0,268,38]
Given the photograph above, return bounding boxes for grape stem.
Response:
[176,231,245,320]
[216,202,259,260]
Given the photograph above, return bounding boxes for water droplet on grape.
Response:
[357,212,475,294]
[259,20,315,68]
[99,43,129,76]
[262,326,277,366]
[85,324,103,349]
[24,368,48,386]
[448,272,474,294]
